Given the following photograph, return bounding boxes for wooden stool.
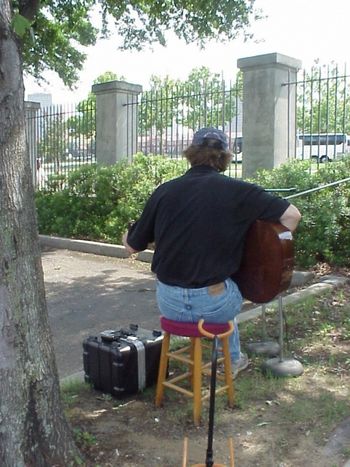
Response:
[155,317,235,426]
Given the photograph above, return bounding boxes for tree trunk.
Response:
[0,3,81,465]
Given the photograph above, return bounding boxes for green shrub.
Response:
[251,158,350,267]
[36,153,188,243]
[36,155,350,268]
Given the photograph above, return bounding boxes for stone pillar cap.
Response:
[237,52,302,71]
[92,80,142,95]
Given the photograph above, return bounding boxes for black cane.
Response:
[205,335,219,467]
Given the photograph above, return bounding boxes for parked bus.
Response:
[297,133,350,162]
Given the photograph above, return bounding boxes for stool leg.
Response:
[221,335,235,407]
[155,332,170,407]
[190,337,195,388]
[192,337,202,426]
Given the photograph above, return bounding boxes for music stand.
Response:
[261,295,304,377]
[246,303,280,357]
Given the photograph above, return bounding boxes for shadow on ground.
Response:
[42,247,159,378]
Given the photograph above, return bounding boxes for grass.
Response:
[73,428,97,449]
[61,283,350,466]
[233,287,350,442]
[60,378,92,408]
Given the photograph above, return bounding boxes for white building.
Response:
[27,92,53,109]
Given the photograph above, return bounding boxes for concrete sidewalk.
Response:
[40,236,350,466]
[42,246,161,379]
[41,236,347,380]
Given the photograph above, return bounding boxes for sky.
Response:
[24,0,350,104]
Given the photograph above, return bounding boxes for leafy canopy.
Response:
[13,0,259,87]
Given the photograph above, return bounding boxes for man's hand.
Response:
[279,204,301,232]
[122,231,139,255]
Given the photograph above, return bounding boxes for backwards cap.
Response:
[192,127,228,151]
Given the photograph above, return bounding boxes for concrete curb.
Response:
[48,235,348,464]
[38,236,346,289]
[60,371,85,386]
[40,234,153,262]
[42,234,348,329]
[238,275,348,324]
[40,235,347,310]
[38,235,335,289]
[45,235,348,383]
[61,274,342,387]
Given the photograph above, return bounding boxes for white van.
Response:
[297,133,350,162]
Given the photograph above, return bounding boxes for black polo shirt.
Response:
[127,165,289,287]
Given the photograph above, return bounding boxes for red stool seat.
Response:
[155,316,235,425]
[160,317,230,337]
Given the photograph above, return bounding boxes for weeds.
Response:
[73,428,97,449]
[60,379,91,408]
[63,283,350,466]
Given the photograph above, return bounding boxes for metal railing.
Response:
[285,65,350,164]
[285,177,350,200]
[135,77,244,177]
[28,100,96,189]
[26,63,350,190]
[135,64,350,172]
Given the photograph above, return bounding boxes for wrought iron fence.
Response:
[288,64,350,164]
[134,66,350,173]
[28,100,96,189]
[135,75,244,177]
[26,63,350,191]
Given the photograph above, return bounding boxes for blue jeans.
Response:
[156,278,243,362]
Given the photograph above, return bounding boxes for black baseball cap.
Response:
[192,127,228,151]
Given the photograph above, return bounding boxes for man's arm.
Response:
[279,204,301,232]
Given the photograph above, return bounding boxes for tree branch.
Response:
[19,0,40,22]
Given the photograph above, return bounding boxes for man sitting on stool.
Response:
[123,127,301,377]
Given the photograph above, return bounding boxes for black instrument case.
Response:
[83,324,163,398]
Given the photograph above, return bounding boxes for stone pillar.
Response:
[92,80,143,164]
[237,53,302,178]
[25,101,41,186]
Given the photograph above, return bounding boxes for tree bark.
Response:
[0,2,81,465]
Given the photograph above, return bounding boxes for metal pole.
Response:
[205,336,219,467]
[261,304,267,340]
[285,177,350,200]
[261,294,304,377]
[278,295,284,362]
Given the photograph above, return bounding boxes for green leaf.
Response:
[21,1,258,87]
[12,13,32,38]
